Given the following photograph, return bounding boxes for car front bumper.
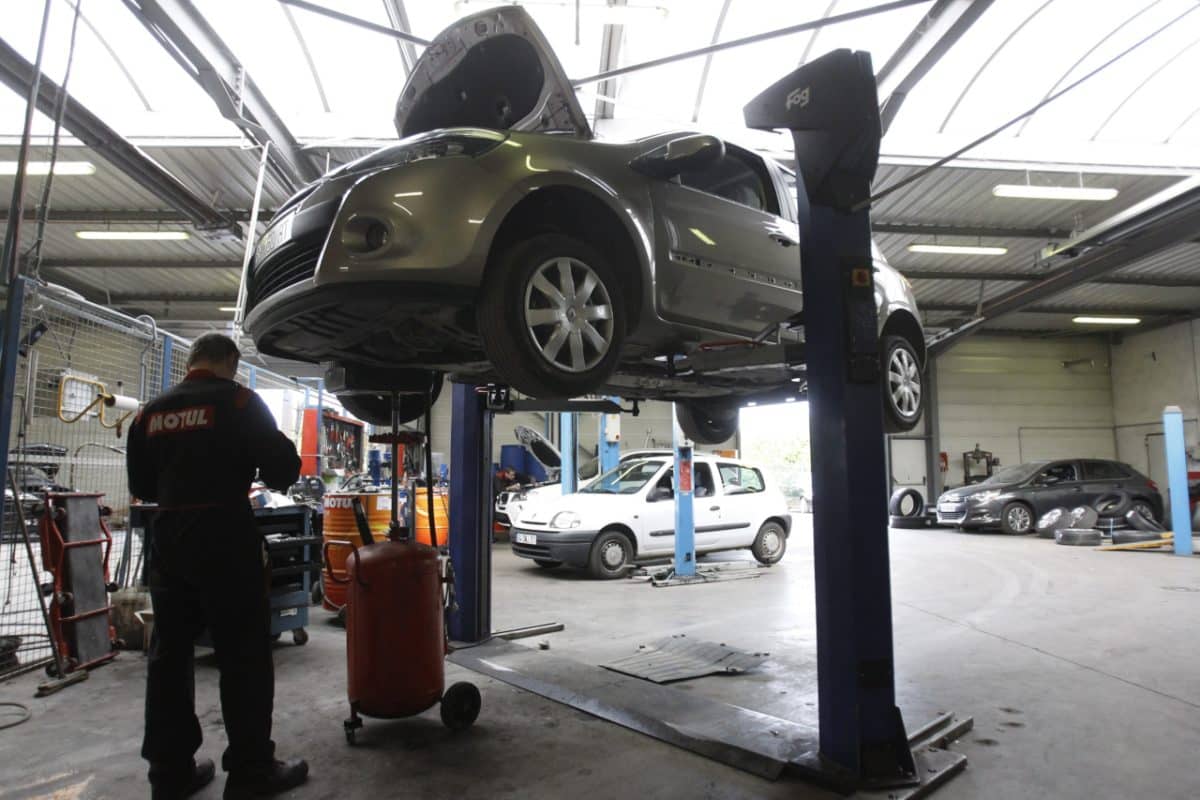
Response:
[509,527,598,567]
[936,501,1000,527]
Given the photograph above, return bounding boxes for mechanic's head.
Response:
[187,333,241,380]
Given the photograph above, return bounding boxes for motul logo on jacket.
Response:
[146,405,215,437]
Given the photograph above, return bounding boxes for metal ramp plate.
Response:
[601,634,768,684]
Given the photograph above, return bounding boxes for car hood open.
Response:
[394,6,591,140]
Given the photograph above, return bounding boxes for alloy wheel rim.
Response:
[1009,506,1031,531]
[601,539,626,569]
[524,257,614,373]
[888,347,922,418]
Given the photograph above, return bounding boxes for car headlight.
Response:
[515,491,528,501]
[550,511,581,529]
[970,490,1002,504]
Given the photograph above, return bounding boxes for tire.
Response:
[1124,508,1165,533]
[751,521,787,564]
[1112,530,1166,545]
[888,487,925,518]
[1068,506,1099,529]
[533,559,562,569]
[588,530,634,579]
[675,399,739,445]
[1000,501,1035,535]
[1036,507,1070,538]
[478,233,626,398]
[337,374,443,427]
[292,628,309,646]
[1130,499,1160,525]
[440,682,482,731]
[891,515,931,529]
[1092,490,1131,519]
[1055,528,1102,546]
[881,335,923,433]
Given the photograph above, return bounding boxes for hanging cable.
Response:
[860,2,1200,211]
[25,0,85,281]
[0,702,32,731]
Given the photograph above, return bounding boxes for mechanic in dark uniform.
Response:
[127,334,308,800]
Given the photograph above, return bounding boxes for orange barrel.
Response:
[346,540,444,718]
[322,492,393,610]
[412,490,450,548]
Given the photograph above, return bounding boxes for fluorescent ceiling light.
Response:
[993,184,1118,201]
[0,160,95,176]
[1072,316,1141,326]
[907,243,1007,256]
[75,230,190,240]
[218,306,238,312]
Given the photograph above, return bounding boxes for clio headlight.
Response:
[550,511,581,529]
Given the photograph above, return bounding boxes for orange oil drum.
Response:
[322,492,393,610]
[412,490,450,548]
[345,540,445,718]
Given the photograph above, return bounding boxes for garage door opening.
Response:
[738,401,811,512]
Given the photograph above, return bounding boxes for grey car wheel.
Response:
[882,336,922,433]
[1001,502,1034,535]
[751,521,787,565]
[523,257,615,374]
[588,530,633,579]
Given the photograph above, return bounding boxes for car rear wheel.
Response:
[1000,501,1034,535]
[751,521,787,565]
[478,233,626,398]
[675,398,739,444]
[881,335,923,433]
[1131,499,1159,524]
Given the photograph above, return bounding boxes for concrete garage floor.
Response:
[2,518,1199,799]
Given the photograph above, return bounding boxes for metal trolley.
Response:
[255,506,320,646]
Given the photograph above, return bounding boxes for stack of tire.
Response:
[1035,490,1165,547]
[889,488,936,529]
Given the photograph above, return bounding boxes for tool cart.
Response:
[255,505,320,646]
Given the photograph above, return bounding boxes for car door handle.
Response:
[709,505,720,511]
[768,233,796,247]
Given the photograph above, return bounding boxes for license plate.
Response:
[939,503,961,513]
[256,211,295,261]
[514,532,537,545]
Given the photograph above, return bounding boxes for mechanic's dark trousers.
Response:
[143,507,275,784]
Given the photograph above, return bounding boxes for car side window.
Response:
[677,150,779,214]
[694,464,715,498]
[1083,460,1127,480]
[718,463,765,494]
[1037,462,1079,485]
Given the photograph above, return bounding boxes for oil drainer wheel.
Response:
[440,681,482,731]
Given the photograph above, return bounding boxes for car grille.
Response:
[512,542,553,559]
[246,232,324,312]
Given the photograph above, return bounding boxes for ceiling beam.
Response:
[0,37,236,235]
[381,0,420,75]
[41,259,238,270]
[124,0,321,191]
[905,268,1200,288]
[873,221,1062,238]
[875,0,994,135]
[1,209,274,224]
[927,177,1200,357]
[922,303,1195,317]
[593,2,627,122]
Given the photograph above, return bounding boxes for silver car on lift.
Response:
[243,6,925,443]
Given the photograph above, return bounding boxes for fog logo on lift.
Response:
[786,86,810,110]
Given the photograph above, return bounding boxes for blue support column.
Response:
[160,336,173,392]
[672,405,695,577]
[247,365,257,390]
[448,382,492,642]
[0,277,27,544]
[599,397,621,473]
[560,411,577,494]
[1163,405,1193,556]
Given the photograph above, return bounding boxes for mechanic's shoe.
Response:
[223,759,309,798]
[150,758,216,800]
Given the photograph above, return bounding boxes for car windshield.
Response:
[579,459,666,494]
[981,463,1045,486]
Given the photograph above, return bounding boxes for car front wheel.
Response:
[478,233,626,399]
[881,335,923,433]
[588,530,633,579]
[1000,501,1034,535]
[751,521,787,565]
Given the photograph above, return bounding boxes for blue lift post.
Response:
[0,277,27,544]
[559,411,577,494]
[745,50,917,786]
[160,335,174,392]
[448,382,492,642]
[1163,405,1194,556]
[671,405,696,577]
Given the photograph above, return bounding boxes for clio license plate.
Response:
[514,532,537,545]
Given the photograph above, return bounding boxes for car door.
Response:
[649,144,802,336]
[1028,461,1084,514]
[638,464,722,555]
[714,462,767,547]
[1080,459,1127,507]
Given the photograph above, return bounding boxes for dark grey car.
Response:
[935,459,1163,534]
[242,6,926,442]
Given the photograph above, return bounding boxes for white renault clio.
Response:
[509,454,791,578]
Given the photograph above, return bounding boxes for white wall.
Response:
[936,335,1116,488]
[1109,319,1200,479]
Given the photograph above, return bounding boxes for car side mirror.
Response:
[647,486,674,502]
[630,134,725,178]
